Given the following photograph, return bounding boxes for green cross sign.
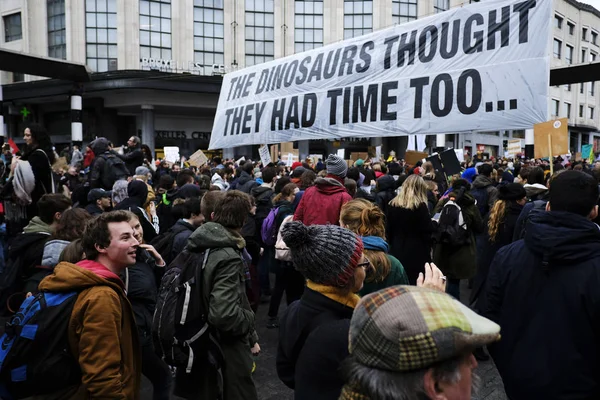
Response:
[20,107,30,120]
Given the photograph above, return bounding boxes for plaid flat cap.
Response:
[349,286,501,372]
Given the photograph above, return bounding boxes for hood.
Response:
[251,186,274,203]
[315,177,347,195]
[23,216,52,234]
[524,183,548,197]
[376,175,396,192]
[238,170,253,185]
[472,175,494,189]
[177,183,202,199]
[461,167,477,183]
[525,210,600,264]
[90,137,110,156]
[211,173,230,191]
[42,239,70,269]
[361,236,389,253]
[38,260,124,293]
[116,180,147,209]
[187,222,245,252]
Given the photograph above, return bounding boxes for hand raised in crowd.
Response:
[417,263,447,293]
[139,243,166,267]
[251,343,261,356]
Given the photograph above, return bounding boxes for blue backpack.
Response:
[261,207,280,246]
[0,291,83,399]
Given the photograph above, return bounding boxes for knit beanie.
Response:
[499,182,526,201]
[135,166,150,176]
[281,221,363,287]
[326,154,348,178]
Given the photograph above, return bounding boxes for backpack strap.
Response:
[34,149,55,194]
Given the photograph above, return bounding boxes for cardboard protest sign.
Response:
[258,145,272,165]
[188,149,208,167]
[405,150,428,166]
[533,118,569,159]
[209,0,551,149]
[507,139,522,158]
[582,144,593,161]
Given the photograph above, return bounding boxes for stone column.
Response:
[71,95,83,144]
[525,129,534,159]
[298,140,310,160]
[141,105,155,157]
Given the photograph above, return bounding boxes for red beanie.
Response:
[291,161,303,170]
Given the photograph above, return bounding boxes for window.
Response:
[3,13,22,42]
[140,0,172,61]
[583,27,588,41]
[591,52,597,62]
[552,99,559,117]
[194,0,224,72]
[591,82,595,97]
[86,0,118,72]
[343,1,373,39]
[566,45,573,64]
[589,107,595,120]
[434,0,449,13]
[582,48,587,63]
[593,31,598,45]
[294,0,324,53]
[564,102,571,118]
[580,104,584,118]
[554,15,563,29]
[245,0,274,66]
[568,21,575,35]
[553,39,561,59]
[392,0,417,25]
[566,84,571,91]
[48,0,66,59]
[12,72,24,82]
[581,82,585,94]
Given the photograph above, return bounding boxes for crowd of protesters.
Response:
[0,123,599,400]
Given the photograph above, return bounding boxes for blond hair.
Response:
[389,174,428,210]
[487,200,507,243]
[340,199,390,284]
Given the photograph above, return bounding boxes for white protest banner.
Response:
[209,0,550,149]
[337,148,345,159]
[163,146,180,163]
[258,144,272,165]
[506,139,522,158]
[285,153,294,167]
[455,149,465,163]
[188,149,209,167]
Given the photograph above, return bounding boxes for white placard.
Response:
[163,146,180,163]
[258,144,272,165]
[236,156,246,165]
[455,149,465,163]
[506,139,522,158]
[337,149,345,159]
[285,153,294,167]
[209,0,550,149]
[188,149,209,167]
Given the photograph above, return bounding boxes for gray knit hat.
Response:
[135,166,150,176]
[281,221,363,287]
[326,154,348,178]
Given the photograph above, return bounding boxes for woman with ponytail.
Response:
[340,198,408,295]
[470,183,526,307]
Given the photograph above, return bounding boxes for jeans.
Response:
[268,265,305,318]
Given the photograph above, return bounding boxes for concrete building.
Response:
[0,0,597,159]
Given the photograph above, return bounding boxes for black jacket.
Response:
[251,185,274,247]
[375,176,396,215]
[119,145,144,176]
[482,210,600,400]
[277,288,354,400]
[171,219,196,259]
[88,138,112,190]
[84,203,104,216]
[237,171,258,194]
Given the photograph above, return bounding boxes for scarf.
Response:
[307,280,360,309]
[360,236,389,253]
[13,160,36,205]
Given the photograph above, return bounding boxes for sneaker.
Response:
[266,317,279,329]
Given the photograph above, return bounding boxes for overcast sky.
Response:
[579,0,600,10]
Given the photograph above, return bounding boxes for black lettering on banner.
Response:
[356,41,375,73]
[343,87,352,124]
[301,93,318,127]
[271,98,286,131]
[296,56,311,85]
[307,53,324,83]
[255,69,269,94]
[463,14,484,54]
[339,45,358,76]
[255,102,267,131]
[440,20,460,59]
[487,6,511,50]
[223,108,234,136]
[285,96,300,129]
[384,35,399,69]
[513,0,536,44]
[327,89,343,125]
[241,73,255,98]
[352,84,378,123]
[241,104,254,134]
[227,77,238,101]
[231,74,248,100]
[324,48,342,79]
[231,106,244,135]
[410,77,430,119]
[418,26,438,63]
[381,82,398,121]
[270,64,287,91]
[457,69,482,115]
[431,74,453,117]
[284,60,299,87]
[398,31,418,67]
[265,65,275,91]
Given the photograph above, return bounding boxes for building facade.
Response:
[0,0,598,159]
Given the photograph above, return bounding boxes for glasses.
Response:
[357,256,373,273]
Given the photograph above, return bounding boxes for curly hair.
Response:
[487,200,507,243]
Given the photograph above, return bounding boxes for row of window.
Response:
[553,38,598,64]
[555,14,599,46]
[552,99,595,120]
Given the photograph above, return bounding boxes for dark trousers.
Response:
[268,265,305,318]
[141,341,173,400]
[258,247,273,295]
[446,278,461,301]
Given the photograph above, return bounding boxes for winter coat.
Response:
[252,185,274,247]
[118,144,144,176]
[471,201,523,307]
[482,211,600,400]
[83,148,95,169]
[88,138,112,190]
[471,175,499,214]
[374,175,396,215]
[294,176,352,226]
[355,187,376,203]
[70,149,83,167]
[237,171,258,194]
[358,236,409,296]
[171,219,196,259]
[174,222,258,400]
[512,199,548,242]
[211,173,230,191]
[433,193,484,280]
[277,283,357,400]
[38,260,141,399]
[14,148,55,219]
[523,183,549,201]
[386,202,435,284]
[84,203,104,216]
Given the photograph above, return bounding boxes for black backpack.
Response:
[152,249,224,380]
[0,291,83,398]
[100,154,129,189]
[149,223,190,266]
[435,200,470,246]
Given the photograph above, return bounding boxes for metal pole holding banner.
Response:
[71,94,83,143]
[0,72,5,144]
[548,134,554,175]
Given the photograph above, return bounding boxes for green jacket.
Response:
[178,222,258,400]
[359,255,409,296]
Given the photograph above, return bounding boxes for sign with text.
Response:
[506,139,522,158]
[209,0,550,149]
[163,146,180,163]
[533,118,568,159]
[188,149,208,167]
[259,145,272,165]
